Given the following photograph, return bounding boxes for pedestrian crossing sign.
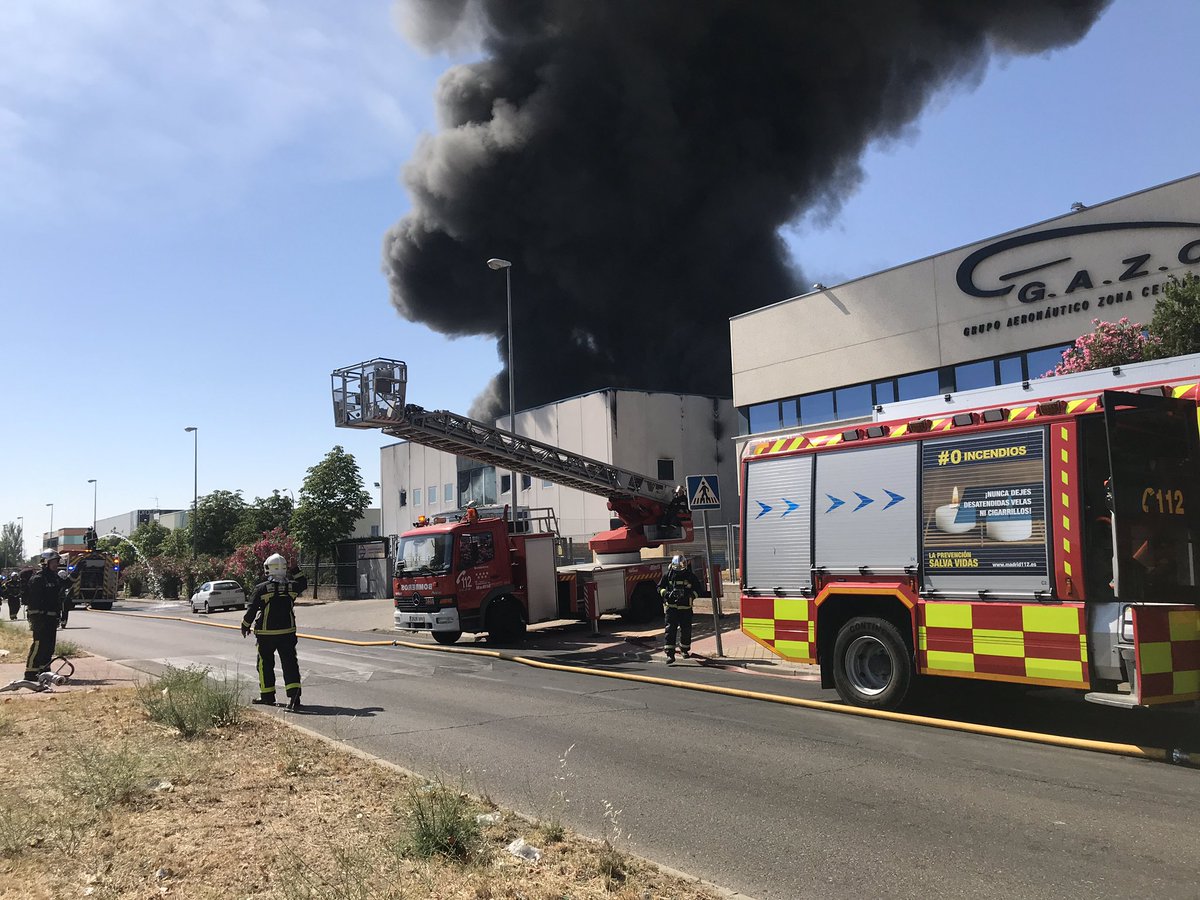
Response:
[686,474,721,511]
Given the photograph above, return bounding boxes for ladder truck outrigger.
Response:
[331,359,696,644]
[740,370,1200,710]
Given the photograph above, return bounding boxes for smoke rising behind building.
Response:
[384,0,1111,420]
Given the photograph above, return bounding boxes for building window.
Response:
[428,485,437,505]
[521,474,531,491]
[398,489,407,507]
[500,474,511,496]
[780,398,799,428]
[873,380,896,405]
[444,483,453,506]
[370,525,380,537]
[412,488,422,507]
[748,401,781,433]
[834,383,872,420]
[896,370,939,401]
[1026,344,1071,379]
[542,478,553,488]
[657,458,675,481]
[799,391,835,426]
[998,355,1024,384]
[954,359,997,392]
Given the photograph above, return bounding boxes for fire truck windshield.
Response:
[396,534,453,576]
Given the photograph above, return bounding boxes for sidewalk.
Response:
[0,656,142,700]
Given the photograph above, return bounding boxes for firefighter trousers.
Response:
[25,614,58,681]
[664,606,693,657]
[255,633,301,701]
[6,597,19,620]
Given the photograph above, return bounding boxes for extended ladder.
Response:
[331,359,676,505]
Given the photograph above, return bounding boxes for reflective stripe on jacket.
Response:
[242,580,300,635]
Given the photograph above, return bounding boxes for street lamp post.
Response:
[373,482,385,540]
[16,516,22,561]
[486,258,516,528]
[45,503,54,551]
[184,427,198,559]
[87,479,97,532]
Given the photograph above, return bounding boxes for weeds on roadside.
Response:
[137,664,243,737]
[596,799,629,887]
[0,794,35,857]
[402,780,483,862]
[55,637,82,657]
[539,742,575,844]
[62,743,151,810]
[278,843,405,900]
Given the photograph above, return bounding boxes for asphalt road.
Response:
[55,604,1200,900]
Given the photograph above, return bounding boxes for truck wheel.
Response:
[90,602,113,611]
[623,582,663,624]
[433,630,462,645]
[487,596,527,643]
[832,617,913,709]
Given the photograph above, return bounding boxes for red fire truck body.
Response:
[739,376,1200,710]
[331,359,694,644]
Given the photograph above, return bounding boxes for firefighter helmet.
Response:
[669,554,685,571]
[263,553,288,582]
[40,549,60,564]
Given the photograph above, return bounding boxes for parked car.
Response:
[190,580,248,613]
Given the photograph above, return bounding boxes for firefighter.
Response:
[657,554,702,663]
[241,553,303,710]
[2,571,18,620]
[24,551,69,682]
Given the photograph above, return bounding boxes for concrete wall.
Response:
[731,172,1200,408]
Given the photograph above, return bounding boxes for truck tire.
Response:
[433,630,462,645]
[832,616,913,710]
[487,596,527,643]
[622,582,663,624]
[90,602,114,611]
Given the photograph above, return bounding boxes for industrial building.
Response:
[731,172,1200,443]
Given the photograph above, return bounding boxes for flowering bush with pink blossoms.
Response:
[1045,317,1162,376]
[223,526,300,589]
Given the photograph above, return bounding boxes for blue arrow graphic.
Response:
[782,498,800,517]
[883,489,905,509]
[853,492,874,511]
[825,494,845,513]
[756,501,773,519]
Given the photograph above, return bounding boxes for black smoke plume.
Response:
[384,0,1111,420]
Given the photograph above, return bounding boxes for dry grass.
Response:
[0,689,723,900]
[0,619,87,660]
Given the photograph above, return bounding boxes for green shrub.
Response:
[403,782,482,862]
[138,665,244,737]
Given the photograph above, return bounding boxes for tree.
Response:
[1046,317,1160,376]
[1147,274,1200,360]
[0,522,24,570]
[291,446,370,597]
[128,519,171,560]
[229,491,294,548]
[224,527,299,589]
[191,489,247,556]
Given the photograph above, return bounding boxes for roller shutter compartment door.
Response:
[744,454,813,592]
[814,443,918,574]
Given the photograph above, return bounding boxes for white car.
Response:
[190,580,248,613]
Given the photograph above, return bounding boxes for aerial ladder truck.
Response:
[331,359,696,644]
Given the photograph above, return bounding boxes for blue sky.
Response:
[3,0,1198,556]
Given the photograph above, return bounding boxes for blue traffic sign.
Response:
[686,474,721,511]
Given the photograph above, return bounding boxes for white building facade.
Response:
[731,172,1200,444]
[380,389,738,544]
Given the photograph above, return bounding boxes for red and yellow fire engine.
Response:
[739,375,1200,709]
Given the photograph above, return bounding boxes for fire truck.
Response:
[740,372,1200,710]
[330,359,696,644]
[66,550,119,610]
